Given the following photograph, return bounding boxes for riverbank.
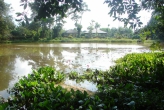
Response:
[1,38,156,44]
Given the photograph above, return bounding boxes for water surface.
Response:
[0,43,150,98]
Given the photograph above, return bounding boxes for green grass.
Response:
[40,37,155,44]
[0,37,157,44]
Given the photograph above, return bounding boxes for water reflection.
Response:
[0,55,16,91]
[0,43,150,98]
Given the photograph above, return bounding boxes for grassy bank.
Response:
[1,38,156,44]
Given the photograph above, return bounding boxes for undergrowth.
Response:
[0,52,164,109]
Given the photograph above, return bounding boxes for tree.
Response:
[71,13,82,37]
[79,2,90,23]
[95,22,101,36]
[29,2,58,39]
[52,15,66,38]
[103,0,164,40]
[87,26,93,38]
[87,20,95,37]
[39,18,55,39]
[104,0,164,29]
[139,30,151,42]
[0,0,15,40]
[21,0,163,28]
[142,11,164,40]
[100,28,110,37]
[18,0,83,21]
[53,23,63,38]
[26,1,88,39]
[75,23,82,38]
[71,13,81,24]
[101,27,133,39]
[70,2,89,38]
[132,9,164,41]
[19,0,164,40]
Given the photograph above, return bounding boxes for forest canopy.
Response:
[1,0,164,41]
[18,0,164,28]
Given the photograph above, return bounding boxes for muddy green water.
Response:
[0,43,150,98]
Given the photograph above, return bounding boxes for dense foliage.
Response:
[69,52,164,109]
[0,67,108,110]
[18,0,83,20]
[1,52,164,109]
[0,0,15,40]
[134,10,164,41]
[104,0,164,40]
[100,27,133,39]
[1,0,163,42]
[20,0,163,29]
[104,0,163,28]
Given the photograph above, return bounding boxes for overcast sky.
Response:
[4,0,152,30]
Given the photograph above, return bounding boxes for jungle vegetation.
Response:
[0,0,162,42]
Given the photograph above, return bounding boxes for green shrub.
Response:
[3,67,107,110]
[68,52,164,109]
[2,53,164,110]
[97,52,164,109]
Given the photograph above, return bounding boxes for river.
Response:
[0,43,150,98]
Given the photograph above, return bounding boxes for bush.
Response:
[97,52,164,109]
[68,52,164,109]
[2,67,108,110]
[1,53,164,109]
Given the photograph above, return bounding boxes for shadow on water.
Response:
[0,43,150,98]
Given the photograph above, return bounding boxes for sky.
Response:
[4,0,152,30]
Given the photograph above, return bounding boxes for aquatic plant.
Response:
[1,52,164,109]
[68,52,164,109]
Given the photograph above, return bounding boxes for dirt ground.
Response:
[56,83,95,96]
